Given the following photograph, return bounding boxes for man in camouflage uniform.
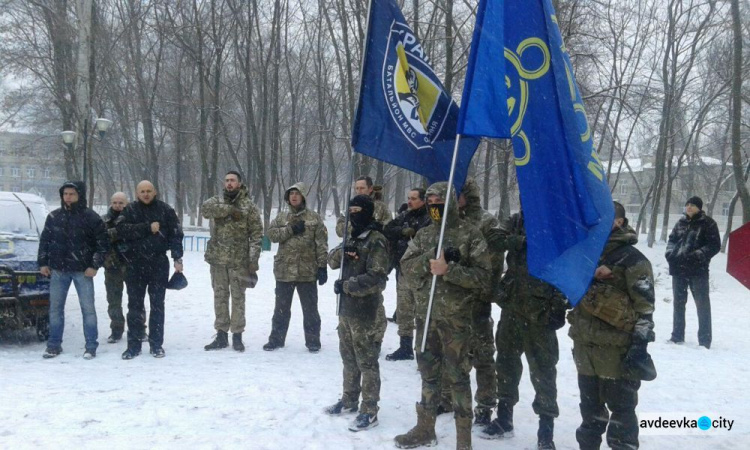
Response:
[264,182,328,352]
[202,171,263,352]
[102,192,129,343]
[325,195,389,432]
[479,210,568,449]
[383,187,431,361]
[336,176,392,237]
[569,202,656,450]
[395,182,492,450]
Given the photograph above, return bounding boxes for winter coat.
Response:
[202,185,263,271]
[102,208,125,270]
[268,182,328,282]
[115,198,184,262]
[328,229,389,320]
[568,226,655,373]
[400,182,492,321]
[665,211,720,278]
[382,205,431,271]
[37,181,108,272]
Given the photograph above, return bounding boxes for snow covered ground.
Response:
[1,217,748,449]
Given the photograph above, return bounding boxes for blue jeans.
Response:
[48,270,98,352]
[670,273,712,347]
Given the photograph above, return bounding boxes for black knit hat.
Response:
[686,196,703,210]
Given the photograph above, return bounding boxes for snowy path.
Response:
[1,222,748,449]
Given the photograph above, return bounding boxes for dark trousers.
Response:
[671,273,712,347]
[268,281,321,348]
[126,255,169,350]
[576,375,640,450]
[104,265,127,334]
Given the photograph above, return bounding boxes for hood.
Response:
[372,185,384,201]
[284,182,308,211]
[602,225,638,257]
[59,180,87,209]
[425,182,459,224]
[461,177,482,210]
[224,184,248,202]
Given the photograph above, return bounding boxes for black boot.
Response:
[473,408,492,428]
[204,331,229,351]
[537,415,556,449]
[479,403,514,440]
[386,336,414,361]
[232,333,245,352]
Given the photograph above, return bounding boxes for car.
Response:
[0,192,51,341]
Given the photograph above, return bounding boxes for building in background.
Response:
[0,132,67,202]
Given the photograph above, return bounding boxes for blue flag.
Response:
[352,0,480,194]
[458,0,614,305]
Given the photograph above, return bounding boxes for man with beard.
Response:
[382,188,430,361]
[325,194,389,432]
[102,192,130,343]
[264,182,328,352]
[202,171,263,352]
[117,180,184,359]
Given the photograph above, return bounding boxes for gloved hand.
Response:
[443,247,461,263]
[402,227,416,238]
[367,222,383,232]
[317,267,328,285]
[107,228,118,239]
[230,208,244,220]
[334,279,344,295]
[547,308,567,331]
[343,244,358,257]
[622,342,657,381]
[290,221,305,235]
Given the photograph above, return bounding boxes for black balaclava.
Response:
[349,194,374,237]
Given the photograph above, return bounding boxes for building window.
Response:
[44,169,51,179]
[722,202,730,216]
[618,179,629,195]
[26,168,35,178]
[11,167,19,178]
[11,185,21,192]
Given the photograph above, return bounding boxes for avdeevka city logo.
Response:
[698,416,712,430]
[382,21,452,151]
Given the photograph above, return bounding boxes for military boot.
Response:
[456,415,472,450]
[473,407,492,428]
[537,415,556,450]
[204,331,229,351]
[386,336,414,361]
[479,402,514,440]
[232,333,245,352]
[394,403,438,448]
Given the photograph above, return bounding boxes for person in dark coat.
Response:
[37,181,108,359]
[116,180,184,359]
[102,192,129,343]
[665,196,720,349]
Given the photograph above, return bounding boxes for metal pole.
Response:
[82,118,89,185]
[338,0,375,315]
[420,134,462,352]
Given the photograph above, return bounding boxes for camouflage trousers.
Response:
[495,309,560,417]
[438,306,497,414]
[104,265,127,334]
[210,264,247,334]
[415,315,473,419]
[339,303,387,415]
[395,271,416,337]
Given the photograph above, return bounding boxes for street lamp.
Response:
[95,118,112,139]
[60,114,112,200]
[61,130,76,149]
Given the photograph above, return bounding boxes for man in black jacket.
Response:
[666,196,720,349]
[116,180,184,359]
[382,188,431,361]
[37,181,108,359]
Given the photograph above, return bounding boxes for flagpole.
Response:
[338,0,375,316]
[420,133,463,352]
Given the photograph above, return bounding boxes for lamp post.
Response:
[61,114,112,204]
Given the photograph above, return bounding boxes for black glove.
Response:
[547,308,567,331]
[317,267,328,285]
[622,342,657,381]
[367,222,383,232]
[443,247,461,263]
[334,279,344,295]
[343,244,358,257]
[290,221,305,235]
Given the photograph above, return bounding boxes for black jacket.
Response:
[102,208,124,270]
[37,181,108,272]
[382,205,431,271]
[666,211,721,277]
[115,199,184,262]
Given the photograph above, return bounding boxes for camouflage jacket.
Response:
[568,226,655,349]
[488,213,568,325]
[202,185,263,271]
[102,208,124,270]
[336,198,392,237]
[268,201,328,283]
[461,201,504,289]
[400,182,492,321]
[328,229,388,320]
